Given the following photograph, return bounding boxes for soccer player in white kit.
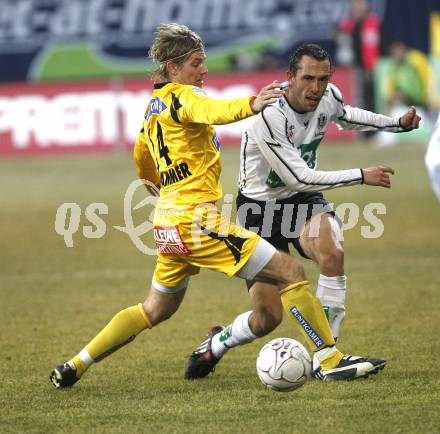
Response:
[187,44,420,382]
[234,43,421,377]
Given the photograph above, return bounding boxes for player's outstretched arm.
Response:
[179,81,283,125]
[399,106,421,131]
[362,166,395,188]
[251,81,284,113]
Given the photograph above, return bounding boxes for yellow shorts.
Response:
[152,204,260,291]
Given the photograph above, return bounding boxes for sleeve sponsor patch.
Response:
[145,97,167,121]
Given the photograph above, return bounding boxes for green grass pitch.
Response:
[1,142,439,433]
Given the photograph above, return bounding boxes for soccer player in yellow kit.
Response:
[50,24,384,389]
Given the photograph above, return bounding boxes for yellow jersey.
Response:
[134,82,255,209]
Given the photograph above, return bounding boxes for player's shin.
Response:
[69,303,152,377]
[280,281,343,370]
[316,274,346,340]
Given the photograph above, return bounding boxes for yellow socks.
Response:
[280,281,343,368]
[280,281,335,350]
[69,303,151,377]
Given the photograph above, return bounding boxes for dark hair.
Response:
[288,43,331,74]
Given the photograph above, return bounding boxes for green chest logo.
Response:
[266,138,322,188]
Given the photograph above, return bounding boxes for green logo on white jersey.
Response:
[266,138,322,188]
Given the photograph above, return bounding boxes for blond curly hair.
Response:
[149,23,204,82]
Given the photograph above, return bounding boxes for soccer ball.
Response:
[256,337,311,392]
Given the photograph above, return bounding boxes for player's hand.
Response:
[399,106,421,130]
[251,81,284,113]
[362,166,395,188]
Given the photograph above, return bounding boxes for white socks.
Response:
[211,311,257,359]
[316,274,346,340]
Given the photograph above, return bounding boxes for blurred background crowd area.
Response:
[0,0,439,154]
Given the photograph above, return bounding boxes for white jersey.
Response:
[425,113,440,201]
[239,83,404,201]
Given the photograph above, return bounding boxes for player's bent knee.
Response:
[143,283,187,326]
